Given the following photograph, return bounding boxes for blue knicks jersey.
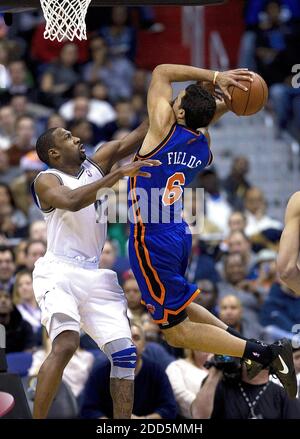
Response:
[129,123,212,230]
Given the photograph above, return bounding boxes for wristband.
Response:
[213,71,219,85]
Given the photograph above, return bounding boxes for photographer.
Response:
[192,356,300,419]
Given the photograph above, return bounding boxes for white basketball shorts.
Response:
[32,253,131,349]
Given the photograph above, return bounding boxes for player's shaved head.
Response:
[36,128,58,166]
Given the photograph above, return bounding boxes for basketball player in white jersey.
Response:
[31,122,160,419]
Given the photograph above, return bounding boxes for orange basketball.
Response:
[224,72,268,116]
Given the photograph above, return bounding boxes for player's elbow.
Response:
[67,198,82,212]
[152,64,168,78]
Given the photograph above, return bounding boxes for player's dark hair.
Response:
[180,84,216,130]
[36,128,58,166]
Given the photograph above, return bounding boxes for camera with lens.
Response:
[204,354,241,380]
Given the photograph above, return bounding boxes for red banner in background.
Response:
[204,0,245,68]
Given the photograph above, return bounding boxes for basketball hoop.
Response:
[40,0,92,42]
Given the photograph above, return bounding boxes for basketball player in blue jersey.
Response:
[128,64,297,398]
[31,121,160,419]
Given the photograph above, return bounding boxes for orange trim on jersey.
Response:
[180,126,202,136]
[152,288,201,324]
[130,176,166,306]
[136,124,177,160]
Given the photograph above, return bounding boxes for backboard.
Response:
[0,0,226,12]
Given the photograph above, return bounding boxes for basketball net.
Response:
[40,0,92,42]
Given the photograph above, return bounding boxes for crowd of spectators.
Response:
[240,0,300,140]
[0,3,300,419]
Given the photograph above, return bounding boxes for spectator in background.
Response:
[59,94,115,129]
[83,37,135,103]
[0,245,16,293]
[260,281,300,342]
[219,294,263,341]
[7,95,51,137]
[24,239,46,272]
[223,156,251,210]
[0,149,22,185]
[0,289,35,353]
[100,6,136,62]
[250,249,277,295]
[12,269,42,345]
[99,240,130,282]
[194,362,300,419]
[31,22,89,65]
[132,68,149,96]
[228,211,247,233]
[4,60,36,103]
[14,239,28,272]
[123,275,146,322]
[166,350,209,418]
[40,43,80,108]
[193,280,219,316]
[10,150,46,222]
[0,182,28,239]
[244,187,282,236]
[198,168,232,235]
[29,220,47,243]
[187,237,221,285]
[7,115,36,166]
[47,113,67,130]
[255,0,294,86]
[9,94,28,118]
[218,253,262,327]
[91,81,110,102]
[0,105,16,150]
[227,231,256,275]
[80,323,177,419]
[99,99,138,141]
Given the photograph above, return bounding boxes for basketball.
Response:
[224,72,268,116]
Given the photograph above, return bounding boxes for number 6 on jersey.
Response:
[162,172,185,206]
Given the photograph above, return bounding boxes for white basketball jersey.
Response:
[32,158,107,263]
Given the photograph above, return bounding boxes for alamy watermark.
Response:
[95,186,205,235]
[291,64,300,88]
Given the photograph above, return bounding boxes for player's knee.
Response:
[52,331,80,360]
[103,338,137,380]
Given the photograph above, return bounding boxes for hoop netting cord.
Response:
[40,0,92,42]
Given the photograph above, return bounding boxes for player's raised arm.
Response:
[147,65,253,137]
[34,160,161,212]
[277,191,300,296]
[92,119,149,174]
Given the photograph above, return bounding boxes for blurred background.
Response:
[0,0,300,419]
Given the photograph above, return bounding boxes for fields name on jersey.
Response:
[167,152,202,169]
